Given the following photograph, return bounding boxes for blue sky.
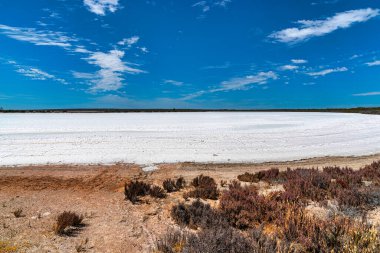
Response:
[1,0,380,109]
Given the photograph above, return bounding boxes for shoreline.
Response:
[1,153,380,170]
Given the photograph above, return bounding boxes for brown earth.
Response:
[1,153,380,253]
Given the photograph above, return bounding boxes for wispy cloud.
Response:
[214,0,232,7]
[353,91,380,96]
[270,8,379,43]
[181,71,277,100]
[280,65,299,71]
[366,60,380,66]
[192,0,232,14]
[0,24,76,48]
[215,71,278,91]
[307,67,348,76]
[8,60,67,84]
[0,24,146,92]
[163,80,184,86]
[291,59,308,64]
[83,0,120,16]
[202,62,231,70]
[192,1,210,13]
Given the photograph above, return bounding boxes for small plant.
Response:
[220,180,227,187]
[13,208,24,218]
[149,185,167,199]
[124,181,151,204]
[54,211,84,236]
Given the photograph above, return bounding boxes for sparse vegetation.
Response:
[157,163,380,252]
[54,211,84,236]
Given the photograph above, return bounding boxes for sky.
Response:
[1,0,380,109]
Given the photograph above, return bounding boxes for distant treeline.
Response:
[0,107,380,114]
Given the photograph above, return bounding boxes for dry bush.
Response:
[278,205,380,252]
[220,180,227,187]
[175,177,186,190]
[191,174,215,188]
[156,226,254,253]
[149,185,167,199]
[124,181,151,204]
[171,199,225,229]
[186,175,219,200]
[163,179,177,193]
[54,211,84,236]
[219,181,281,229]
[163,177,186,193]
[237,168,280,183]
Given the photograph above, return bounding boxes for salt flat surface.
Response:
[1,112,380,166]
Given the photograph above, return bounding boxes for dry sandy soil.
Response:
[1,154,380,253]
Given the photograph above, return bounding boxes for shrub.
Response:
[186,175,219,200]
[163,179,177,193]
[156,226,254,253]
[237,172,258,183]
[124,181,151,204]
[237,168,280,183]
[149,185,167,199]
[163,177,186,193]
[175,177,186,190]
[54,211,84,235]
[171,199,225,229]
[219,181,281,229]
[220,180,227,187]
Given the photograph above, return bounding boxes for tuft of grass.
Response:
[12,208,24,218]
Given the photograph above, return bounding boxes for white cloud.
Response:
[8,61,67,84]
[83,0,120,16]
[77,50,145,91]
[163,80,184,86]
[270,8,379,43]
[291,59,308,64]
[0,24,76,48]
[280,65,299,71]
[0,24,146,92]
[216,71,278,91]
[366,60,380,66]
[307,67,348,76]
[353,91,380,96]
[118,36,140,47]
